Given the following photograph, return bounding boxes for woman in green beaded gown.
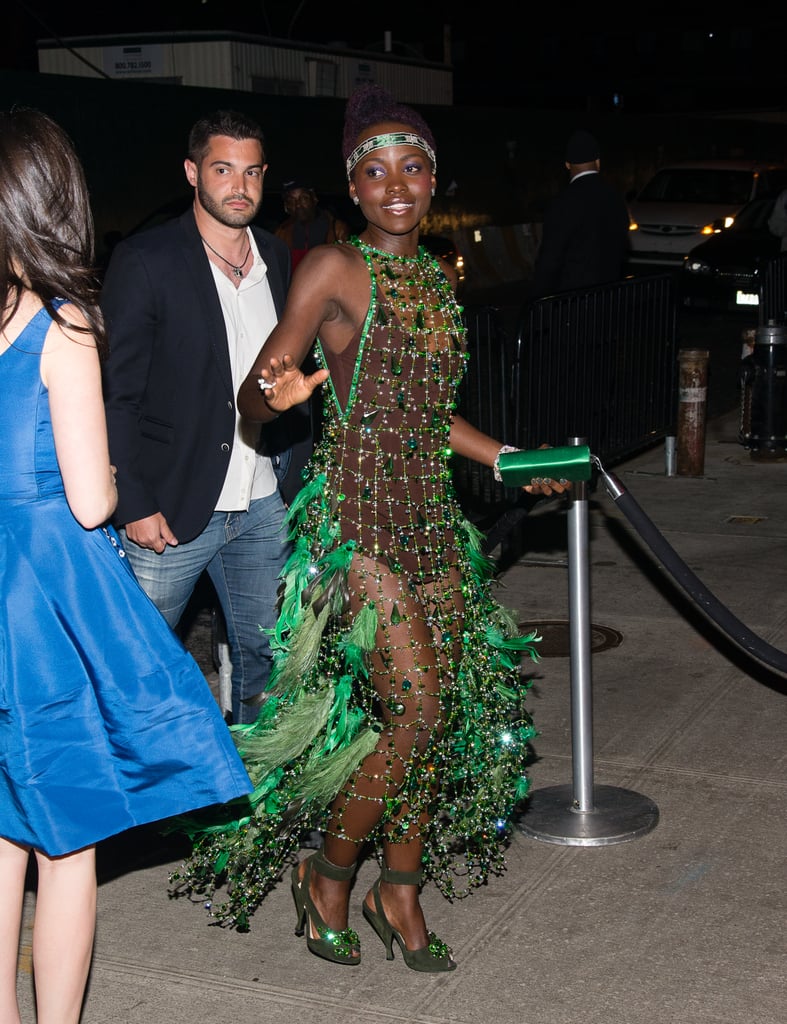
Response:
[171,84,568,970]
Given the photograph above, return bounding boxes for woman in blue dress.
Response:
[0,108,252,1024]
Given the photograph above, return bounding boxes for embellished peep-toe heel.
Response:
[362,866,457,972]
[291,850,361,966]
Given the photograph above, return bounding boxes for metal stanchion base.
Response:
[516,784,659,847]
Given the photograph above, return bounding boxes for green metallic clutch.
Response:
[497,445,592,485]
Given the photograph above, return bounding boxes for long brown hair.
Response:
[0,107,107,356]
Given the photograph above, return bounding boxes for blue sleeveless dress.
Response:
[0,304,252,856]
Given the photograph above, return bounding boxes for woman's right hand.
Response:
[257,353,330,415]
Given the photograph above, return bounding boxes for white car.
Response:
[627,160,787,268]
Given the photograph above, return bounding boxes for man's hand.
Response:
[125,513,178,553]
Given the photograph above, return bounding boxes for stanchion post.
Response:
[665,435,677,476]
[516,438,659,846]
[566,437,594,812]
[677,348,709,477]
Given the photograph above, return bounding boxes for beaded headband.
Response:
[345,132,437,179]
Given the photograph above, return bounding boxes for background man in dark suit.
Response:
[530,128,631,298]
[101,109,310,725]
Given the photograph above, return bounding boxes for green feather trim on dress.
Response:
[166,474,381,929]
[233,688,332,773]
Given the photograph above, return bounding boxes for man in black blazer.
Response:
[530,129,631,298]
[101,109,311,725]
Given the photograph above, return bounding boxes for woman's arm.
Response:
[449,414,570,496]
[449,414,506,468]
[237,245,353,422]
[41,304,118,528]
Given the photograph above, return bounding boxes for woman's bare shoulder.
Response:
[294,238,364,274]
[287,240,368,302]
[45,302,96,351]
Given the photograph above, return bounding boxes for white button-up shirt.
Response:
[209,230,279,510]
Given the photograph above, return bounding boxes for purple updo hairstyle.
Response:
[341,84,436,166]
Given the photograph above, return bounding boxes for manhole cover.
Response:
[520,620,623,658]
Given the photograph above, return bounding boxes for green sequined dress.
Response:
[170,238,539,931]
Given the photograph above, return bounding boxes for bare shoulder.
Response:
[44,302,97,354]
[288,239,367,294]
[299,239,364,270]
[53,301,93,337]
[281,240,370,351]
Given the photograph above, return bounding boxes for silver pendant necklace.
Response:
[201,235,252,278]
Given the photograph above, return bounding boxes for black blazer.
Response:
[101,208,311,543]
[530,172,631,298]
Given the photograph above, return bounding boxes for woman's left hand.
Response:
[522,443,572,496]
[523,476,572,496]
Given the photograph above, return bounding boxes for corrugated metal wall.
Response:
[36,35,453,106]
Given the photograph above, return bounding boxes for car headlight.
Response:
[684,257,712,274]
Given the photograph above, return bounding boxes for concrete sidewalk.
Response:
[17,408,786,1024]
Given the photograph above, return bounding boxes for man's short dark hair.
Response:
[188,110,265,165]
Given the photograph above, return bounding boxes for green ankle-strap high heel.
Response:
[362,866,457,972]
[291,850,361,966]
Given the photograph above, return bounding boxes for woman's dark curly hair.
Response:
[341,84,436,164]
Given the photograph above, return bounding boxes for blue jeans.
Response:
[121,492,290,725]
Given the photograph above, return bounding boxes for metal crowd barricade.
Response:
[454,274,680,554]
[513,273,678,461]
[453,304,518,508]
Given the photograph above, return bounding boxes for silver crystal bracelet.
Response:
[493,445,520,483]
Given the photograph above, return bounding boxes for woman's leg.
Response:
[0,838,30,1024]
[307,558,462,952]
[32,845,96,1024]
[366,569,464,952]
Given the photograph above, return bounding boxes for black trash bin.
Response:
[739,321,787,459]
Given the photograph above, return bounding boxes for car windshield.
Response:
[638,169,752,204]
